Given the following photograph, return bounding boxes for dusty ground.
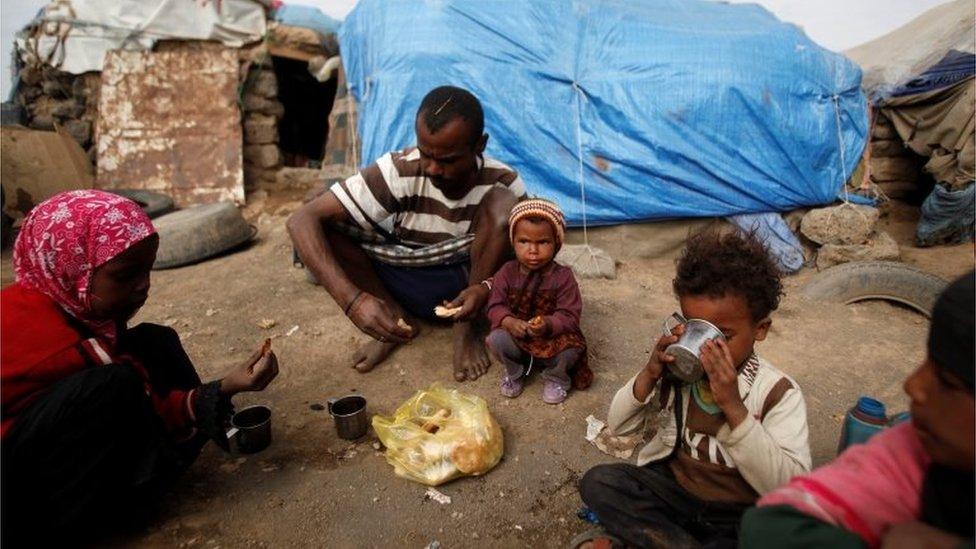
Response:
[1,195,972,548]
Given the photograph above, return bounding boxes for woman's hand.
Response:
[220,341,280,395]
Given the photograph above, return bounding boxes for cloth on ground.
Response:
[727,213,805,273]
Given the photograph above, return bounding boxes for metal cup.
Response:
[328,395,369,440]
[226,405,272,454]
[662,312,726,383]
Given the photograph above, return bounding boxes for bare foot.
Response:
[351,339,399,373]
[452,322,491,381]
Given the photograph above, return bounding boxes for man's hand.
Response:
[633,324,683,402]
[883,521,964,549]
[443,283,490,322]
[220,342,280,395]
[348,292,413,343]
[501,316,530,339]
[700,338,747,428]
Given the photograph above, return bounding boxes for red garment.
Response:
[1,284,196,439]
[485,259,592,388]
[13,189,155,345]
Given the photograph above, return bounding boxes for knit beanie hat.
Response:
[928,271,975,390]
[508,198,566,249]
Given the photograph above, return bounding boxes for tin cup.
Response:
[662,312,726,383]
[328,395,369,440]
[226,405,272,454]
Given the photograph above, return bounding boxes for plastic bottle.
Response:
[837,396,888,453]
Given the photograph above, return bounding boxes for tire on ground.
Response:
[152,202,256,270]
[801,261,948,317]
[107,189,175,219]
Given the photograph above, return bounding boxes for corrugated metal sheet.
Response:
[96,45,244,206]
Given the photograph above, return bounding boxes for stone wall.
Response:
[16,66,100,162]
[240,59,284,191]
[869,110,923,199]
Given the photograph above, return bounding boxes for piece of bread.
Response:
[397,318,414,333]
[434,305,463,318]
[421,408,451,433]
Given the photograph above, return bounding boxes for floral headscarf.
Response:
[13,190,156,343]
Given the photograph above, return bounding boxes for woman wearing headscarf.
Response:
[739,271,975,548]
[1,190,279,542]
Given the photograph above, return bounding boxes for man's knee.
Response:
[580,463,632,511]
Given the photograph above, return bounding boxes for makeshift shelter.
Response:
[846,0,975,246]
[6,0,344,211]
[339,0,868,227]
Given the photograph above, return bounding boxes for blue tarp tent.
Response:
[339,0,868,226]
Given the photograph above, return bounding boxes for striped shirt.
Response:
[330,147,526,266]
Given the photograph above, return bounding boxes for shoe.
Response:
[542,379,568,404]
[500,375,524,398]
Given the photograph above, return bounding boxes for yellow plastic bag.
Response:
[372,383,504,486]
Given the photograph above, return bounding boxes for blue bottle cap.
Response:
[856,396,886,419]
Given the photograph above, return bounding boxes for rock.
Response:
[62,119,92,146]
[248,70,278,98]
[19,66,43,86]
[28,113,55,131]
[72,73,101,105]
[870,156,919,182]
[800,204,879,245]
[242,94,285,117]
[276,167,332,189]
[244,114,278,144]
[244,144,282,169]
[41,78,71,99]
[556,244,616,279]
[816,231,900,269]
[243,166,278,190]
[870,138,909,158]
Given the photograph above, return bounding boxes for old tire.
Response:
[801,261,948,317]
[153,202,256,270]
[107,189,175,219]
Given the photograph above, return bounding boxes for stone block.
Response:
[816,231,900,269]
[42,78,71,99]
[19,66,43,87]
[244,144,282,169]
[62,119,92,147]
[871,156,919,182]
[871,138,910,158]
[242,94,284,117]
[248,70,278,98]
[244,114,278,144]
[872,115,898,140]
[800,204,879,245]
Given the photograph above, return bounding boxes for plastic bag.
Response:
[372,383,504,486]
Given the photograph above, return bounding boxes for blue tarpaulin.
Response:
[339,0,868,226]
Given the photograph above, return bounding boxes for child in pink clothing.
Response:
[485,199,590,404]
[740,271,975,548]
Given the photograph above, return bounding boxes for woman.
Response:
[1,190,279,542]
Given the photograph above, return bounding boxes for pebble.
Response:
[372,442,382,450]
[205,308,217,316]
[372,497,380,503]
[472,533,480,539]
[309,403,325,411]
[257,318,277,329]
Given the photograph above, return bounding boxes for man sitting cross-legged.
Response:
[288,85,525,381]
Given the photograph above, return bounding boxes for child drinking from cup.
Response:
[575,228,810,548]
[485,198,590,404]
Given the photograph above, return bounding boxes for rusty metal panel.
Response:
[96,45,244,207]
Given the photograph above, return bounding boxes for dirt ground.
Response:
[1,194,972,548]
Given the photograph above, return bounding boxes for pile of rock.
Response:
[241,64,284,191]
[800,204,900,269]
[15,66,100,161]
[869,112,922,199]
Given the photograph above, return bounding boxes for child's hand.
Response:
[633,324,684,402]
[700,338,747,428]
[501,316,530,338]
[527,316,549,338]
[220,341,280,395]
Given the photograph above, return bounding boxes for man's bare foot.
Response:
[452,322,491,381]
[351,339,399,373]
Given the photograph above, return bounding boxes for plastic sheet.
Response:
[372,384,504,486]
[339,0,868,226]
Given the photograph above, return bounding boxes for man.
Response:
[288,86,524,381]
